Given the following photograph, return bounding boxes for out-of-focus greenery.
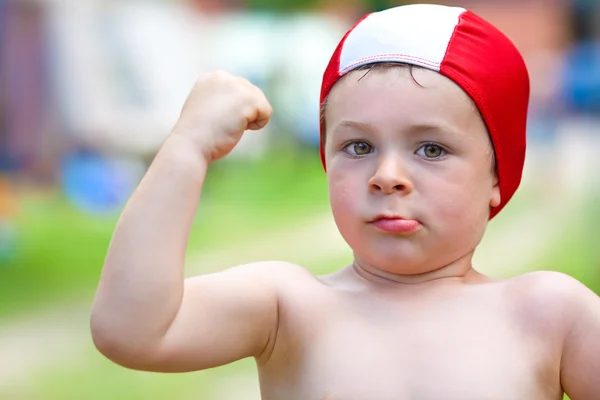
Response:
[0,150,329,319]
[244,0,417,12]
[246,0,388,12]
[29,350,256,400]
[543,190,600,294]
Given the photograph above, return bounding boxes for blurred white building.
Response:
[45,0,346,158]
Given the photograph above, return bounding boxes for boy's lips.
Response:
[369,215,421,234]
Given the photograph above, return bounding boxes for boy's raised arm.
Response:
[90,71,279,372]
[559,276,600,399]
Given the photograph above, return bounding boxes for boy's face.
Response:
[323,66,500,276]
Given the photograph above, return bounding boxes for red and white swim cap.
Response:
[320,4,530,219]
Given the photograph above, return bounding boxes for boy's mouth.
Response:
[369,215,421,234]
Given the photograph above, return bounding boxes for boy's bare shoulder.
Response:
[503,270,598,337]
[507,270,594,303]
[222,260,323,287]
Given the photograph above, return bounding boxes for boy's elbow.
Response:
[90,315,158,371]
[91,330,128,367]
[90,316,130,366]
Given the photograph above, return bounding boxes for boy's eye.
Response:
[344,141,373,156]
[417,143,446,159]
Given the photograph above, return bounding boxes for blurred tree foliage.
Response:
[246,0,321,11]
[246,0,403,12]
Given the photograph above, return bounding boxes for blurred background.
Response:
[0,0,599,398]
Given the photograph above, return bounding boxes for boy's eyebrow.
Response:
[333,120,374,134]
[333,120,462,137]
[410,123,462,138]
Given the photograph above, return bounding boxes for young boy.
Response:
[91,4,600,399]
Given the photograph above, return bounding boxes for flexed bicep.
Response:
[151,262,281,372]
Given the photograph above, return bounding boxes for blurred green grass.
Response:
[29,349,256,400]
[0,150,329,319]
[541,191,600,295]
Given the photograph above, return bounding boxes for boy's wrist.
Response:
[166,129,214,168]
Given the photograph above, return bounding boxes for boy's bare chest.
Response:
[294,326,546,399]
[260,291,561,400]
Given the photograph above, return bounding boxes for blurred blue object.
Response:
[60,151,145,214]
[562,41,600,114]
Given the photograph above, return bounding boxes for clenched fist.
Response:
[171,70,273,162]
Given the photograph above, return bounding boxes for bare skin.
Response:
[91,68,600,400]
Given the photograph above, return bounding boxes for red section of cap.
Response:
[440,11,530,219]
[319,12,374,171]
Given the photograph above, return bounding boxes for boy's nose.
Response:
[368,156,414,195]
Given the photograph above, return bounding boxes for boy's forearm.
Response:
[91,133,208,355]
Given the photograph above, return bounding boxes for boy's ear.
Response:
[490,174,501,208]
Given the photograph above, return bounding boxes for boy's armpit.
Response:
[557,273,600,400]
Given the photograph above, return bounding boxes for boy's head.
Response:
[318,4,530,275]
[319,4,530,219]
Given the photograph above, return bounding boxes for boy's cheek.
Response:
[327,169,360,200]
[329,188,359,219]
[328,182,365,228]
[437,190,491,226]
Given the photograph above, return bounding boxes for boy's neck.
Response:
[350,252,490,287]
